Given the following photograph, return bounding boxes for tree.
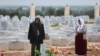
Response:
[36,10,44,16]
[45,7,56,16]
[56,8,64,16]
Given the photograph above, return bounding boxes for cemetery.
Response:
[0,1,100,56]
[0,14,99,56]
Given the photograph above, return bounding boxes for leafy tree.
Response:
[36,10,44,16]
[45,7,56,16]
[56,8,64,16]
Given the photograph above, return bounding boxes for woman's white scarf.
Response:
[77,18,84,32]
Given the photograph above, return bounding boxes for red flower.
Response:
[61,49,67,54]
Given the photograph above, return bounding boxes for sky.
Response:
[0,0,100,6]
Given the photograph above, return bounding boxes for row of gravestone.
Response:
[42,15,90,28]
[0,15,90,31]
[0,16,32,31]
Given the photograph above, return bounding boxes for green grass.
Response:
[51,22,59,27]
[85,19,94,24]
[85,21,94,24]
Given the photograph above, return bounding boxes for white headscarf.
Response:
[77,18,84,32]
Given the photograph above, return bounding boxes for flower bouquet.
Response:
[61,49,67,56]
[46,47,60,56]
[46,48,55,56]
[87,44,100,51]
[94,44,100,51]
[53,47,60,55]
[87,44,95,51]
[45,46,74,56]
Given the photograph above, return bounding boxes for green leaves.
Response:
[34,49,55,56]
[46,49,55,56]
[35,49,41,55]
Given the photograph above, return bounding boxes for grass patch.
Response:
[85,19,94,24]
[85,21,94,24]
[51,22,59,27]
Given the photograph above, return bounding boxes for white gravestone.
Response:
[29,16,35,23]
[12,16,20,30]
[21,16,29,29]
[67,17,76,27]
[5,15,11,30]
[0,17,8,30]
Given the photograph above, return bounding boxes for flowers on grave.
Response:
[61,49,67,54]
[94,44,100,51]
[87,44,100,51]
[54,47,60,55]
[88,44,95,51]
[46,47,60,56]
[46,46,73,56]
[46,48,54,56]
[61,49,73,56]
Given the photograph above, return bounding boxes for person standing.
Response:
[28,17,45,56]
[75,18,87,56]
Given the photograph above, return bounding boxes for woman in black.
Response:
[28,17,45,56]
